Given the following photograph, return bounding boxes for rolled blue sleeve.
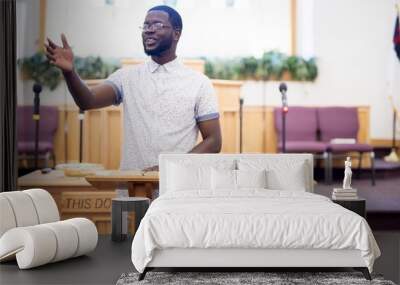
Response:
[104,69,124,105]
[195,78,220,123]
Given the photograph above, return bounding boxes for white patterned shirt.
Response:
[104,58,219,170]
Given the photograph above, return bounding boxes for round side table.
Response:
[111,197,150,242]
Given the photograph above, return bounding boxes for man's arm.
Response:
[143,118,222,172]
[45,34,117,110]
[190,118,222,153]
[63,71,117,110]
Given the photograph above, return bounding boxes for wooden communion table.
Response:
[84,170,159,199]
[18,169,159,234]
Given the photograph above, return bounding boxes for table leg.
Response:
[111,201,122,242]
[121,210,128,240]
[130,183,148,198]
[144,183,154,199]
[128,182,136,197]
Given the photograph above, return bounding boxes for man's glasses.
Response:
[139,23,171,32]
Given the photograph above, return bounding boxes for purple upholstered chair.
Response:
[317,107,375,185]
[274,107,329,179]
[17,105,59,168]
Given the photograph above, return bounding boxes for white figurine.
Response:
[343,157,352,189]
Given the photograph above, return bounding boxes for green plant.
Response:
[74,56,120,79]
[215,61,235,80]
[205,59,236,80]
[19,52,121,90]
[204,60,215,79]
[259,51,288,80]
[18,52,62,90]
[306,58,318,81]
[286,56,308,81]
[204,52,318,82]
[234,57,259,79]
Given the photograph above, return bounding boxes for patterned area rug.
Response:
[116,271,396,285]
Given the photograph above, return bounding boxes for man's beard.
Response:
[144,36,173,56]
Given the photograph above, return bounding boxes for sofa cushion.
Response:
[17,106,58,147]
[328,143,373,153]
[0,192,39,227]
[42,221,79,262]
[23,189,59,224]
[274,107,318,141]
[0,196,17,237]
[0,226,57,269]
[18,142,54,154]
[317,107,358,142]
[64,218,98,257]
[279,141,328,153]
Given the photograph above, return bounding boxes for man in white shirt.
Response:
[45,5,221,171]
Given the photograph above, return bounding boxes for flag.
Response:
[394,16,400,60]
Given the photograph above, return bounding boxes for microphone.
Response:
[279,83,288,153]
[279,82,288,113]
[33,83,42,120]
[33,83,42,93]
[279,82,287,93]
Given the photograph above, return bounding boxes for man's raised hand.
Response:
[45,33,74,73]
[45,33,118,110]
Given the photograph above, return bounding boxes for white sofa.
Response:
[0,189,98,269]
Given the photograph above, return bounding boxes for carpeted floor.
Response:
[314,176,400,213]
[314,175,400,230]
[116,271,396,285]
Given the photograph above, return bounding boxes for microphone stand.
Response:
[282,97,289,153]
[79,109,84,163]
[392,110,397,152]
[33,84,42,169]
[282,103,288,153]
[279,83,288,153]
[239,97,244,153]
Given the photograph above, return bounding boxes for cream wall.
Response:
[44,0,291,58]
[16,0,40,105]
[17,0,400,140]
[243,0,400,140]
